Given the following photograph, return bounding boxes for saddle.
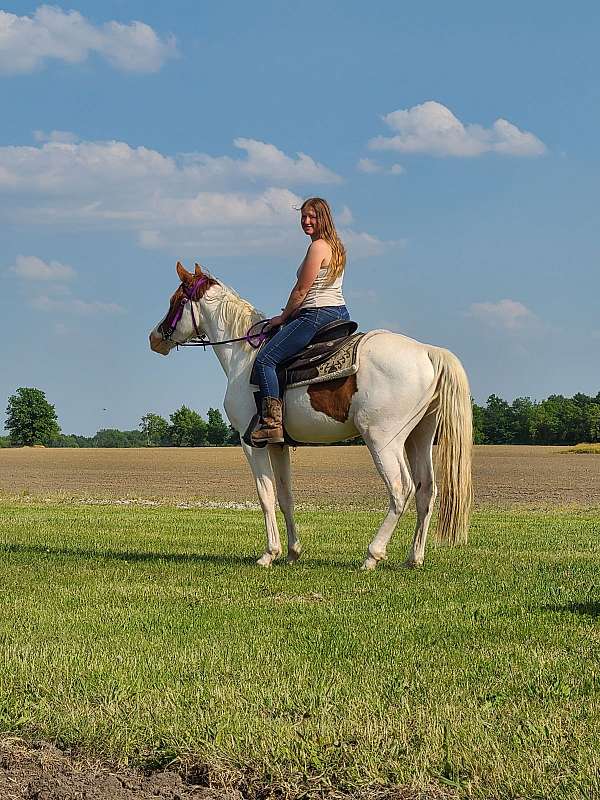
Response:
[246,320,363,447]
[249,319,360,391]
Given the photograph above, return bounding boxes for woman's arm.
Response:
[270,240,330,326]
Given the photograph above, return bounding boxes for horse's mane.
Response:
[207,281,265,349]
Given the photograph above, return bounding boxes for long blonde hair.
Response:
[301,197,346,286]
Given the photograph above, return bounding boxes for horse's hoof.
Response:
[257,553,276,567]
[287,545,302,564]
[361,556,379,571]
[404,559,423,569]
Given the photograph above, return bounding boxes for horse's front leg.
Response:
[242,442,282,567]
[269,445,302,563]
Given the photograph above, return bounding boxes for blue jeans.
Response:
[254,305,350,400]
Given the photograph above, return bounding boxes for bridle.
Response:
[158,275,272,350]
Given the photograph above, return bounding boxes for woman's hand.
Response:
[266,314,285,330]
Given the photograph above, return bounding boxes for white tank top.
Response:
[297,265,345,309]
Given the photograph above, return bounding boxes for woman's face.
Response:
[301,207,318,237]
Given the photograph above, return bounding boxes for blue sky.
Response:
[1,1,599,435]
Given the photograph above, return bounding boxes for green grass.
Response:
[565,443,600,454]
[0,502,599,799]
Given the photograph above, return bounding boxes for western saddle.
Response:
[245,319,360,447]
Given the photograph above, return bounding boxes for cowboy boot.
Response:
[251,397,284,446]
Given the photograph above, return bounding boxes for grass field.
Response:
[1,497,599,799]
[566,443,600,455]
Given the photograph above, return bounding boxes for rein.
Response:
[160,275,272,351]
[177,319,272,350]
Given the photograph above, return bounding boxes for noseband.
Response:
[158,276,272,350]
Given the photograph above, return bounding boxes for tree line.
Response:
[3,386,600,448]
[473,392,600,445]
[1,387,239,448]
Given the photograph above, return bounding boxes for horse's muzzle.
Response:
[149,331,172,356]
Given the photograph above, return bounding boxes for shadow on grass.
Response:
[0,542,365,570]
[544,601,600,617]
[0,542,257,568]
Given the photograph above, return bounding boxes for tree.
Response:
[472,400,486,444]
[92,428,131,448]
[585,404,600,443]
[140,413,170,446]
[483,394,513,444]
[206,408,229,446]
[5,387,60,446]
[48,433,80,448]
[169,406,208,446]
[511,397,535,444]
[226,425,241,446]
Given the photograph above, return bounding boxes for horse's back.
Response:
[283,330,441,444]
[357,329,438,399]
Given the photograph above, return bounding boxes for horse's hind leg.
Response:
[405,413,437,567]
[361,435,415,570]
[269,445,302,563]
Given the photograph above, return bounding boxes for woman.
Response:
[251,197,350,446]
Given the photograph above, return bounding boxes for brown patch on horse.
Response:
[307,374,358,422]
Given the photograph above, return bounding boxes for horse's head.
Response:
[149,261,216,355]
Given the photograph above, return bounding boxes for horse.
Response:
[149,261,472,570]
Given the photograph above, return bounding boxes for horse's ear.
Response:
[176,261,192,283]
[194,262,203,277]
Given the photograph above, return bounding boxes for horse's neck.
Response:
[199,296,260,380]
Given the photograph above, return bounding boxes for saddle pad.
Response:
[286,332,365,389]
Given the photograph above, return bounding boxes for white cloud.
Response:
[138,230,165,249]
[8,254,123,316]
[224,138,340,184]
[33,130,79,144]
[155,187,304,227]
[0,137,339,195]
[337,205,354,225]
[357,158,383,174]
[8,254,75,281]
[0,136,348,255]
[357,158,405,176]
[390,163,405,175]
[369,101,546,157]
[0,136,397,259]
[31,294,124,315]
[136,218,396,261]
[468,299,538,331]
[340,229,404,259]
[0,6,177,75]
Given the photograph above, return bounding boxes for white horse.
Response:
[150,262,472,570]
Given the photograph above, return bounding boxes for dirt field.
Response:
[0,740,448,800]
[0,444,598,508]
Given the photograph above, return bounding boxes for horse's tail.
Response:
[427,347,473,545]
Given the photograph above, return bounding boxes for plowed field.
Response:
[0,444,598,508]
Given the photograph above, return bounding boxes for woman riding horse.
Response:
[251,197,350,446]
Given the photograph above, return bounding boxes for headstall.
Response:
[159,276,272,350]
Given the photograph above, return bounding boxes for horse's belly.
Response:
[283,386,359,443]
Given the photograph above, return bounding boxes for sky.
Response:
[1,1,599,435]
